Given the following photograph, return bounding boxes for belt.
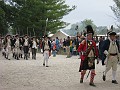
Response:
[45,49,49,51]
[110,53,117,56]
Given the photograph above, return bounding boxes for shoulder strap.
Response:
[84,41,93,58]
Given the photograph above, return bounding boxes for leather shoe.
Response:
[80,79,83,83]
[102,73,106,81]
[112,80,118,84]
[43,64,45,66]
[89,82,96,87]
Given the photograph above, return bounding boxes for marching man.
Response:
[43,35,51,67]
[5,34,12,60]
[78,25,99,87]
[23,35,29,60]
[102,31,120,84]
[31,36,38,60]
[19,36,24,58]
[14,34,20,60]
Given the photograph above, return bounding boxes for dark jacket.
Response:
[102,39,120,63]
[102,39,119,53]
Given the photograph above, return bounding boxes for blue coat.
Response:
[102,39,119,53]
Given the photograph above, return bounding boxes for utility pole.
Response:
[44,18,48,35]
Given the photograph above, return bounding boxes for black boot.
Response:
[19,54,21,58]
[13,53,15,57]
[21,54,23,58]
[102,72,106,81]
[89,82,96,87]
[112,80,118,84]
[26,55,28,60]
[15,55,16,59]
[34,56,36,60]
[80,79,83,83]
[17,56,19,60]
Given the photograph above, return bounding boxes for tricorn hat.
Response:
[32,36,36,39]
[108,31,116,36]
[15,34,19,37]
[44,35,48,38]
[24,34,28,37]
[6,34,11,37]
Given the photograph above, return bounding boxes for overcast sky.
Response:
[63,0,116,29]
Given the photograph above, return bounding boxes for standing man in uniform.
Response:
[78,25,99,87]
[19,36,24,58]
[23,34,29,60]
[11,35,16,58]
[66,36,71,58]
[42,35,51,67]
[14,34,20,60]
[102,31,120,84]
[5,34,12,60]
[31,36,38,60]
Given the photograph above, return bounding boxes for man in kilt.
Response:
[78,25,99,87]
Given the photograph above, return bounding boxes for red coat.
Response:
[77,40,98,61]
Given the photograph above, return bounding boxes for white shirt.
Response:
[32,41,37,49]
[24,38,28,46]
[15,39,19,47]
[44,40,49,50]
[109,38,118,54]
[7,39,11,47]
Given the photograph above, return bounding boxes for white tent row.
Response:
[117,32,120,35]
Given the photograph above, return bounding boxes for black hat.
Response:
[85,25,94,35]
[20,36,23,38]
[44,35,48,38]
[15,34,19,37]
[32,36,36,38]
[24,34,28,37]
[6,34,11,37]
[108,31,116,36]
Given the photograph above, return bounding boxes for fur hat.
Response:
[85,25,94,35]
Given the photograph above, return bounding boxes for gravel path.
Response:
[0,52,120,90]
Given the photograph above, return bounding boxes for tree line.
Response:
[0,0,75,37]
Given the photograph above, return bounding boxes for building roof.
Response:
[60,30,70,36]
[60,29,79,37]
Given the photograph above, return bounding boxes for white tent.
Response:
[117,32,120,35]
[51,30,70,40]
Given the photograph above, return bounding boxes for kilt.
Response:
[79,57,95,72]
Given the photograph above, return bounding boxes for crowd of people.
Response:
[0,25,120,87]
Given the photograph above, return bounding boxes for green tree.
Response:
[71,19,97,33]
[111,0,120,28]
[9,0,75,36]
[0,0,9,36]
